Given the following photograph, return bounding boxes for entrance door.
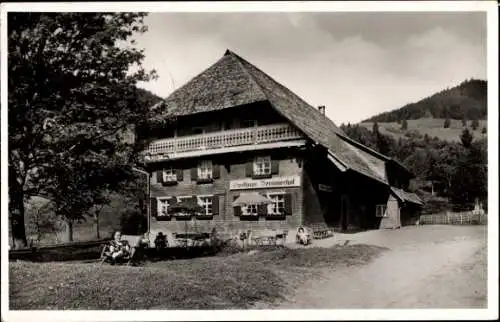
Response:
[340,194,349,231]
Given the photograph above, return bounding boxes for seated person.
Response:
[154,232,167,250]
[296,227,310,245]
[109,230,131,260]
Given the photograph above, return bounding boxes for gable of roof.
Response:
[160,50,268,116]
[155,49,401,184]
[336,133,414,178]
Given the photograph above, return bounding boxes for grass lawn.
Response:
[9,244,386,310]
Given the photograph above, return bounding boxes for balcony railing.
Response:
[145,123,304,161]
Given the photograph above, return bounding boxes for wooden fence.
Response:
[419,211,487,225]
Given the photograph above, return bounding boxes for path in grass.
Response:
[261,226,487,309]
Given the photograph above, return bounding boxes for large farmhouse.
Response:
[138,50,422,240]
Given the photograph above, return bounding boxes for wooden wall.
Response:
[148,148,304,237]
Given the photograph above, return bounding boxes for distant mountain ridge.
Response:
[363,79,487,123]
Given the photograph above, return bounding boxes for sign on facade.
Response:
[229,176,301,190]
[318,184,332,192]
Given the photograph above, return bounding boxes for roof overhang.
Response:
[387,159,415,179]
[390,187,423,206]
[336,132,415,179]
[327,151,348,172]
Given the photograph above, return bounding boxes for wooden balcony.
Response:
[144,123,306,162]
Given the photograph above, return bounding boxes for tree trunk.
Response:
[66,220,74,242]
[10,192,28,249]
[95,215,100,240]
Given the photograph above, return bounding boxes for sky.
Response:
[134,12,486,124]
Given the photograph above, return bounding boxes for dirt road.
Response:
[269,225,487,309]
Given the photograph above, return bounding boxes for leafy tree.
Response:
[401,119,408,130]
[460,128,474,148]
[8,13,163,248]
[449,139,487,210]
[26,197,62,245]
[471,119,480,131]
[443,118,451,128]
[372,122,379,134]
[462,117,467,127]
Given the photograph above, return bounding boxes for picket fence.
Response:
[419,211,487,225]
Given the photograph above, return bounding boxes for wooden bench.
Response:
[251,229,288,246]
[308,223,332,239]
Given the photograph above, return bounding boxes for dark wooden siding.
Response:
[148,148,304,235]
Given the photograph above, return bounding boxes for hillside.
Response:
[363,79,487,123]
[360,119,487,142]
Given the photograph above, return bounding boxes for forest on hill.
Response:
[340,122,487,214]
[363,79,487,123]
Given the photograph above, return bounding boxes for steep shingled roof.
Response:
[159,50,267,116]
[155,50,394,184]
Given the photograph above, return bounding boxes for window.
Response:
[198,160,213,180]
[162,168,177,182]
[241,119,257,128]
[176,196,191,203]
[242,204,258,216]
[197,196,213,216]
[267,193,285,216]
[157,198,171,217]
[254,156,271,176]
[376,204,387,217]
[192,127,205,135]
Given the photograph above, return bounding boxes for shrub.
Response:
[421,197,451,215]
[26,199,64,245]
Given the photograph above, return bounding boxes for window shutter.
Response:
[150,198,158,217]
[191,167,198,181]
[212,164,220,179]
[233,206,242,216]
[257,204,268,215]
[176,169,183,181]
[156,170,164,184]
[245,161,253,177]
[284,193,292,215]
[271,159,279,175]
[212,196,219,216]
[165,198,171,215]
